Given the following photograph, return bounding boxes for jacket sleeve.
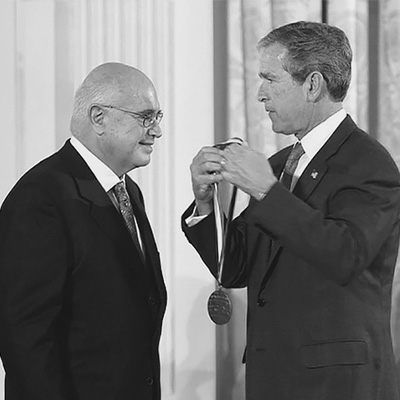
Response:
[245,164,400,285]
[0,181,72,399]
[182,141,400,288]
[181,201,249,288]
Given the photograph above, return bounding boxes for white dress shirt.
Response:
[70,136,143,249]
[289,108,346,190]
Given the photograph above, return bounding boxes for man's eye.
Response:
[139,113,154,119]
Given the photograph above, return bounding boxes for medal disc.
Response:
[207,288,232,325]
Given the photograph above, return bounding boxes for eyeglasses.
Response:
[96,104,163,128]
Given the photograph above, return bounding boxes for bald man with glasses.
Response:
[0,62,167,400]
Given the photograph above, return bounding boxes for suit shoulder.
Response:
[2,151,70,207]
[347,127,400,174]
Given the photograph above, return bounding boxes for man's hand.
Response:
[220,143,277,199]
[190,146,224,215]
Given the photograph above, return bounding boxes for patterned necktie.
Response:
[113,181,143,257]
[280,142,305,191]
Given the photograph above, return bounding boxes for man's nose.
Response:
[148,122,162,138]
[257,84,268,103]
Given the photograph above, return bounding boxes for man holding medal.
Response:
[182,21,400,400]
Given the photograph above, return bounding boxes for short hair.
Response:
[70,62,138,136]
[70,80,114,136]
[257,21,352,102]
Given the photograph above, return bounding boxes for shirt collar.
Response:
[298,109,346,160]
[70,136,123,192]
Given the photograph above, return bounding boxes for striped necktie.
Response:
[280,142,305,191]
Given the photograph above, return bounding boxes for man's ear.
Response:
[89,104,105,135]
[305,71,324,101]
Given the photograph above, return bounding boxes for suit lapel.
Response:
[126,177,167,307]
[57,141,144,261]
[260,116,357,292]
[125,177,159,266]
[293,116,356,201]
[58,141,166,315]
[293,159,329,200]
[262,146,293,264]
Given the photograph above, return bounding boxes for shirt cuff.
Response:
[185,206,210,227]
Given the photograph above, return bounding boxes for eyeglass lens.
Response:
[144,111,163,128]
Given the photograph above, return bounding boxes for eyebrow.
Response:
[135,108,161,117]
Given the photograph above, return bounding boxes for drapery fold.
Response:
[380,0,400,378]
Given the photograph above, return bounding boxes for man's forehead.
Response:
[259,45,287,71]
[260,43,287,60]
[122,87,160,111]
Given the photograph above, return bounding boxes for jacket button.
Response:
[148,296,157,306]
[146,376,154,385]
[257,298,266,307]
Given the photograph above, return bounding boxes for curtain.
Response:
[380,0,400,379]
[217,0,400,397]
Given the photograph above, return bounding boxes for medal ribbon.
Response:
[212,180,238,286]
[207,183,236,325]
[212,137,243,286]
[207,137,243,325]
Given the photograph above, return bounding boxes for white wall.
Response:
[0,1,217,399]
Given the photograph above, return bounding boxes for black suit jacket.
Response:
[182,116,400,400]
[0,140,167,400]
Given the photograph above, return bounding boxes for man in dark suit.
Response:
[0,62,167,400]
[182,21,400,399]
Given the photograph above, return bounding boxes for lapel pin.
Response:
[311,170,318,179]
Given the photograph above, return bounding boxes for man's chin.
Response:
[272,126,291,136]
[136,156,151,168]
[125,157,151,173]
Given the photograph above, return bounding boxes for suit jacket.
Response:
[182,116,400,400]
[0,140,167,400]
